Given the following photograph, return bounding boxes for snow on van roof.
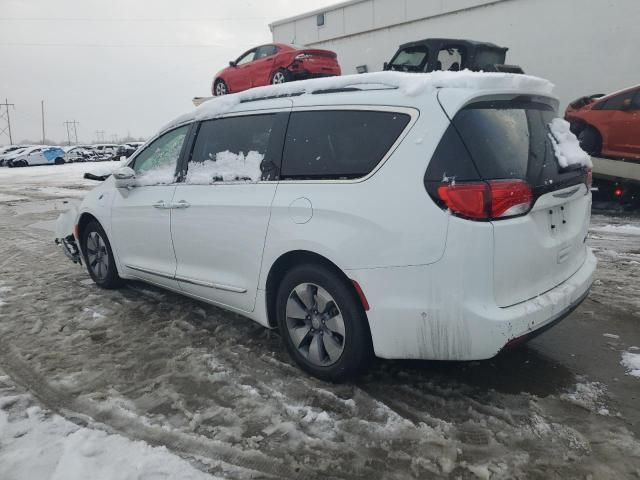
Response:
[165,70,555,131]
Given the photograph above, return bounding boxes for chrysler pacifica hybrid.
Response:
[56,72,596,381]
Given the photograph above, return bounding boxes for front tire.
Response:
[54,157,64,165]
[276,264,372,382]
[214,79,228,96]
[81,221,123,289]
[578,126,602,156]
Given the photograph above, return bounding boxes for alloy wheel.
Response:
[86,231,109,281]
[285,283,346,367]
[272,71,286,84]
[215,82,227,96]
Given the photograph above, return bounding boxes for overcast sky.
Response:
[0,0,338,145]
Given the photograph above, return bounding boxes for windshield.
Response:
[389,46,428,71]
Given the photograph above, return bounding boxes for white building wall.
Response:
[272,0,639,108]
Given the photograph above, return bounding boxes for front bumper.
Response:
[55,235,82,264]
[348,249,597,361]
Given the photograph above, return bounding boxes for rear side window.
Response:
[426,98,587,193]
[281,110,410,180]
[187,114,283,182]
[599,91,635,110]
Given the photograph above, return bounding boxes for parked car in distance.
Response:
[56,73,596,381]
[89,144,119,161]
[383,38,524,73]
[565,84,640,160]
[0,145,32,166]
[8,146,66,167]
[112,143,143,161]
[63,145,96,163]
[212,43,341,96]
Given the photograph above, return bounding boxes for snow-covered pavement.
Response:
[1,164,640,479]
[0,374,216,480]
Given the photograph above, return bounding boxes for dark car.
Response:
[384,38,523,73]
[212,43,341,96]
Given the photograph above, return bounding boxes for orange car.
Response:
[565,85,640,160]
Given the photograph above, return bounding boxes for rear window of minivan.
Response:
[426,97,587,193]
[281,110,410,180]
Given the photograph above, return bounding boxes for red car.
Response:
[565,84,640,160]
[212,43,341,96]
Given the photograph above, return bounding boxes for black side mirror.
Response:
[229,61,237,67]
[383,62,389,71]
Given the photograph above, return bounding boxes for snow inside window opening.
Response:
[135,132,186,186]
[186,151,264,184]
[548,118,592,169]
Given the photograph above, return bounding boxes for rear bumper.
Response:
[289,70,340,81]
[348,248,597,361]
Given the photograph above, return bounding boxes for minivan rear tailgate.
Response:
[492,185,590,307]
[435,89,592,308]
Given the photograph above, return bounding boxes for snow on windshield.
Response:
[186,151,264,184]
[548,118,592,168]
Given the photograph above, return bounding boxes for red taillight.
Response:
[586,168,593,189]
[614,187,624,198]
[437,182,488,219]
[437,180,533,220]
[489,180,534,218]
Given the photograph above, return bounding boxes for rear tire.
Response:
[578,126,602,156]
[81,221,123,289]
[54,157,64,165]
[214,79,228,96]
[271,69,290,85]
[276,263,372,382]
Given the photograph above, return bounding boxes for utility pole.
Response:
[63,120,79,146]
[0,98,14,145]
[95,130,105,143]
[41,100,46,144]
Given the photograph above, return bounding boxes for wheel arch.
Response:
[77,212,101,240]
[264,249,370,329]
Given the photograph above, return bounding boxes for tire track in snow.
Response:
[0,339,327,480]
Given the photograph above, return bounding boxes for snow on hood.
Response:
[548,118,592,168]
[163,70,555,131]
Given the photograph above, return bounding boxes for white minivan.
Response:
[56,72,597,381]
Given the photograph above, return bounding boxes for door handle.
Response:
[172,200,191,209]
[152,200,169,209]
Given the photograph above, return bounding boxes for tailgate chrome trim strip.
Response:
[553,187,580,198]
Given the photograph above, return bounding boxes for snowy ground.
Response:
[1,163,640,479]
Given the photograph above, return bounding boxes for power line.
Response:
[0,17,268,22]
[63,120,79,146]
[0,99,15,145]
[0,42,226,48]
[95,130,105,143]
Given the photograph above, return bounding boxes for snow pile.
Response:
[592,224,640,236]
[621,351,640,378]
[85,159,127,178]
[0,398,216,480]
[135,163,177,186]
[560,381,610,415]
[165,70,555,129]
[186,151,264,184]
[548,118,592,168]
